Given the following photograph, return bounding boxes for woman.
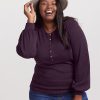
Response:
[16,0,90,100]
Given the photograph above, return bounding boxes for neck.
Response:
[43,20,57,33]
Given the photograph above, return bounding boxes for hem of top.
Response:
[29,86,74,96]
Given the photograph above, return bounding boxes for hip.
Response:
[29,88,88,100]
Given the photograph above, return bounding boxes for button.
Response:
[49,38,51,40]
[50,56,52,58]
[49,33,51,36]
[50,50,52,52]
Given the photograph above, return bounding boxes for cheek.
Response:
[54,6,57,13]
[55,6,57,12]
[39,7,46,16]
[54,8,57,16]
[55,6,57,11]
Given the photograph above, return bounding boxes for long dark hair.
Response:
[35,0,70,49]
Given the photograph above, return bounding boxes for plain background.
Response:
[0,0,99,100]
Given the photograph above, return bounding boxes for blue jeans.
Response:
[29,89,88,100]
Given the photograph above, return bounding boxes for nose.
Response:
[47,3,53,9]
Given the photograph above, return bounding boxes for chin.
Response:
[44,16,56,22]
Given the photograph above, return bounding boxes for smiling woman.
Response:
[16,0,90,100]
[39,0,57,21]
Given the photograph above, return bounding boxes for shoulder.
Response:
[63,16,86,42]
[63,16,83,35]
[63,16,79,28]
[63,16,77,22]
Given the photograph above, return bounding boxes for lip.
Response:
[45,10,53,14]
[45,13,53,16]
[43,9,56,17]
[46,10,52,12]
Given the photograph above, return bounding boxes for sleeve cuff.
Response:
[25,22,35,30]
[73,91,84,95]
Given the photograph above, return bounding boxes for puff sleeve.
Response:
[66,18,90,95]
[16,23,38,58]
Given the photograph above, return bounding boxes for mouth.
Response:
[45,10,54,16]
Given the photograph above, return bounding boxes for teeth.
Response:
[46,10,53,14]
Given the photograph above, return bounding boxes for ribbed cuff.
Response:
[73,91,84,95]
[25,22,35,30]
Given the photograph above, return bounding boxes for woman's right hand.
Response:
[24,1,36,23]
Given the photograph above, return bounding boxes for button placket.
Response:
[49,34,53,62]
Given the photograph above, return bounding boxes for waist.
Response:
[34,63,73,80]
[30,63,74,90]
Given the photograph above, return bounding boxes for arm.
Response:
[16,23,38,58]
[66,17,90,96]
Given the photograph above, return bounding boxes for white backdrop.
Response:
[0,0,99,100]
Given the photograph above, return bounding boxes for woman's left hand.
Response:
[73,95,82,100]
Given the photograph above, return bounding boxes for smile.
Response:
[45,10,53,16]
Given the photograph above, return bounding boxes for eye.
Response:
[52,2,56,5]
[40,2,47,5]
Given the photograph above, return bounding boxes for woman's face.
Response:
[39,0,57,22]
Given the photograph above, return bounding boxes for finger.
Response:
[24,2,32,13]
[24,2,30,7]
[30,2,35,12]
[24,2,30,10]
